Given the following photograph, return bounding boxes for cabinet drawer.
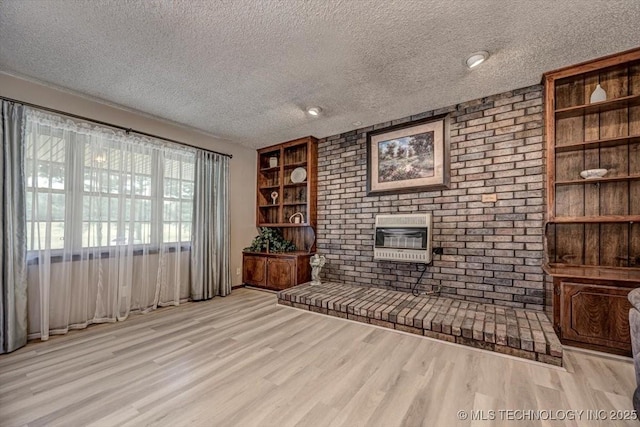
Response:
[560,281,632,352]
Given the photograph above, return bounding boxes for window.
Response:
[163,155,194,243]
[26,124,67,250]
[81,144,156,247]
[25,109,196,252]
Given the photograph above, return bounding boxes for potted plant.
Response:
[245,227,296,253]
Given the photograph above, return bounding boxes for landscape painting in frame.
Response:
[367,115,449,195]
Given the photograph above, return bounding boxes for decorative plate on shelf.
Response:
[291,167,307,183]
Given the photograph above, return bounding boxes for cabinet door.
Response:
[243,255,267,286]
[266,258,295,290]
[560,281,632,352]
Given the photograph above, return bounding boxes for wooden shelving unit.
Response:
[544,47,640,355]
[256,137,317,231]
[244,136,318,291]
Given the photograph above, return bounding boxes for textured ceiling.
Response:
[1,0,640,148]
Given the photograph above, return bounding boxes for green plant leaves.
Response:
[245,227,296,253]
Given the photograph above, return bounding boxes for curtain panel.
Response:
[24,109,195,340]
[191,150,230,300]
[1,100,28,354]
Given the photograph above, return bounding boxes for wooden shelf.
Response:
[544,264,640,283]
[549,215,640,224]
[283,202,306,206]
[257,223,311,228]
[555,94,640,119]
[258,184,280,190]
[555,134,640,153]
[258,205,279,209]
[555,174,640,185]
[243,250,312,257]
[283,161,308,169]
[259,166,280,173]
[284,182,307,188]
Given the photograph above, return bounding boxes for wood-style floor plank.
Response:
[0,288,635,427]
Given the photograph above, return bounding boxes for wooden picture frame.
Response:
[366,115,450,195]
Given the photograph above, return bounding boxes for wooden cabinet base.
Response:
[242,251,312,291]
[553,275,635,356]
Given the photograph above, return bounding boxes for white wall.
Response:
[0,72,256,286]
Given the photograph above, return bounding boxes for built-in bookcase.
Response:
[256,137,316,234]
[544,48,640,355]
[244,136,317,291]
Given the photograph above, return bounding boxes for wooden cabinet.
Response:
[243,136,318,291]
[544,48,640,355]
[557,278,633,354]
[242,252,312,291]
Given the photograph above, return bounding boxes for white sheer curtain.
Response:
[25,109,195,340]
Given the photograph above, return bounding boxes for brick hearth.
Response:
[277,281,563,366]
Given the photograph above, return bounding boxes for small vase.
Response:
[590,84,607,103]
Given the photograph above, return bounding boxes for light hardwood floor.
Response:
[0,288,636,427]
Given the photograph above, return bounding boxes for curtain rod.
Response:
[1,95,233,159]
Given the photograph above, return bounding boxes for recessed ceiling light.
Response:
[466,51,489,69]
[307,107,322,116]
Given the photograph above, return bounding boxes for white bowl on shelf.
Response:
[579,169,608,179]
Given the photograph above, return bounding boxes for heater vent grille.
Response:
[374,214,433,264]
[376,214,430,227]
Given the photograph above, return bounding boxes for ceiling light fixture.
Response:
[466,51,489,69]
[307,107,322,116]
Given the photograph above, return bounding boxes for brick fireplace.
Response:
[315,84,549,312]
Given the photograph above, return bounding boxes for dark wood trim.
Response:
[545,264,640,283]
[542,47,640,81]
[555,174,640,185]
[548,215,640,224]
[556,338,631,357]
[544,75,556,223]
[555,93,640,118]
[555,134,640,153]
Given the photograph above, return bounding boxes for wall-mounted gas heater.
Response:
[374,213,433,263]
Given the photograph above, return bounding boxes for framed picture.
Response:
[366,114,450,195]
